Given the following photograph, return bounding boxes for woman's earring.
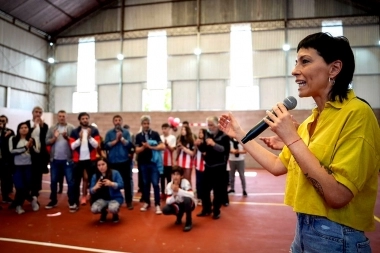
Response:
[329,77,335,85]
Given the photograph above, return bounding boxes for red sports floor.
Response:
[0,169,379,253]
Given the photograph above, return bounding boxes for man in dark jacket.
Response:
[0,115,15,204]
[25,106,49,211]
[195,116,230,219]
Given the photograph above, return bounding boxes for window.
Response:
[322,20,343,37]
[72,37,97,113]
[227,24,258,110]
[143,31,171,111]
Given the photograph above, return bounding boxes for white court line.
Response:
[0,237,130,253]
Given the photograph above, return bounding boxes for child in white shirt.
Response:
[163,166,195,232]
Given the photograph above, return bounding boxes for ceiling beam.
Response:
[44,0,74,19]
[50,0,118,40]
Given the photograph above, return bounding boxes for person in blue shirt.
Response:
[104,115,133,210]
[90,157,124,223]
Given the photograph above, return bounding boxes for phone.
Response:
[100,176,104,182]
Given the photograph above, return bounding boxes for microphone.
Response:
[241,96,297,144]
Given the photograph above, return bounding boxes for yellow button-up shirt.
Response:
[279,90,380,231]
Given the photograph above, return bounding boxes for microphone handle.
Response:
[241,119,269,144]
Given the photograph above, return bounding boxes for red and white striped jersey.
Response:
[194,149,205,172]
[160,134,176,166]
[176,143,194,169]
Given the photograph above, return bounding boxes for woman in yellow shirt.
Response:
[219,32,380,253]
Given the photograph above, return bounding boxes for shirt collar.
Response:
[325,89,356,109]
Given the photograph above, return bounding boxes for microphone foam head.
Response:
[283,96,297,110]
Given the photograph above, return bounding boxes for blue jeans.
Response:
[291,213,371,253]
[50,159,75,205]
[13,165,32,206]
[140,162,160,206]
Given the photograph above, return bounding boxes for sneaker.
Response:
[227,189,235,194]
[69,203,79,213]
[99,211,107,223]
[31,196,39,211]
[15,206,25,214]
[197,200,202,206]
[45,200,58,209]
[112,214,119,223]
[127,202,134,210]
[2,197,13,204]
[155,205,162,215]
[243,190,248,197]
[80,196,87,205]
[183,222,192,232]
[140,203,149,212]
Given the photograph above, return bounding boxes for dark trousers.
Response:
[223,170,229,204]
[195,170,204,201]
[201,164,226,216]
[137,163,143,192]
[13,165,32,206]
[0,159,14,199]
[110,161,132,203]
[162,197,195,224]
[31,154,49,197]
[50,159,75,205]
[160,166,172,194]
[73,160,96,205]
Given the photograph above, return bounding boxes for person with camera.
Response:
[90,157,124,223]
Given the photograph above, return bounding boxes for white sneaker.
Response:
[31,196,39,211]
[16,206,25,214]
[155,205,162,215]
[140,203,149,212]
[69,203,79,213]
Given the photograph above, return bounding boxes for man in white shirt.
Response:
[163,166,195,232]
[69,112,100,211]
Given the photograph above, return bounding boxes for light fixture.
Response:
[193,47,202,56]
[378,40,380,45]
[282,44,290,51]
[48,57,55,64]
[49,42,54,46]
[117,53,124,60]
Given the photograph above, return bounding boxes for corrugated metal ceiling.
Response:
[0,0,378,39]
[0,0,117,37]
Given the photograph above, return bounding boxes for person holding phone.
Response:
[90,157,124,223]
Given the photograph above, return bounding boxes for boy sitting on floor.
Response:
[162,166,196,232]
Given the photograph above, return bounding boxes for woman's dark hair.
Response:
[297,32,355,102]
[198,128,207,141]
[177,125,194,147]
[95,156,112,180]
[12,122,32,148]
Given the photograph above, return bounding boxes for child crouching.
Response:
[162,166,195,232]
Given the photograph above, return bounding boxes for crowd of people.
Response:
[1,32,378,250]
[0,108,247,232]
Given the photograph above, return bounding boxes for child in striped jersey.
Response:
[194,128,207,205]
[163,166,195,232]
[175,126,195,183]
[160,123,176,200]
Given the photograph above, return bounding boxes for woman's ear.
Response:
[329,60,342,79]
